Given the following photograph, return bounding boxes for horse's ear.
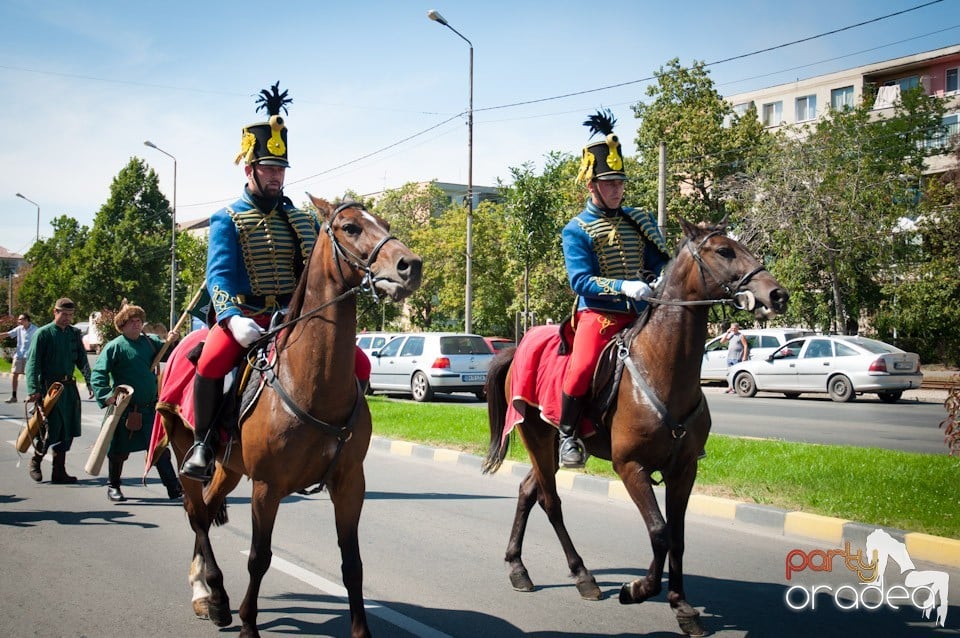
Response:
[718,214,730,232]
[307,192,333,222]
[679,217,698,238]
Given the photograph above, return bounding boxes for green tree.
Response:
[729,88,945,333]
[500,153,582,331]
[632,58,772,223]
[873,151,960,365]
[75,157,174,322]
[18,216,90,317]
[372,181,450,330]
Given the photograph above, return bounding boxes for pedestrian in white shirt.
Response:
[2,313,38,403]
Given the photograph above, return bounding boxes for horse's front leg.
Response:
[238,480,282,638]
[665,457,705,636]
[615,459,667,605]
[183,465,239,628]
[329,464,371,638]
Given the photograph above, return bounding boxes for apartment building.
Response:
[724,44,960,174]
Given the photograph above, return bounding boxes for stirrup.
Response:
[179,442,214,481]
[558,435,586,469]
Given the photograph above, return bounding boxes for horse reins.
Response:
[639,230,768,311]
[257,201,398,341]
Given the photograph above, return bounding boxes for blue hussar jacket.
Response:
[562,198,671,314]
[206,188,320,323]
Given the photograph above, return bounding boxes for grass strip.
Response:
[365,396,960,540]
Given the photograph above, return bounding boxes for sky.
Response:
[2,0,958,257]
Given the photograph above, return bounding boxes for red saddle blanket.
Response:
[145,327,208,474]
[503,325,597,447]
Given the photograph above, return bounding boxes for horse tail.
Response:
[212,500,229,526]
[482,346,515,475]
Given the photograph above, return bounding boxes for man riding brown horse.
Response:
[558,109,671,468]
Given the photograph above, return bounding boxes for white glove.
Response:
[227,316,264,347]
[620,280,652,301]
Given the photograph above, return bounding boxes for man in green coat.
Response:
[25,298,93,484]
[91,304,182,501]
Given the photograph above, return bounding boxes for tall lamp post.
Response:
[427,9,474,333]
[143,141,177,330]
[15,193,40,244]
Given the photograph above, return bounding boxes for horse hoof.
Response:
[509,569,534,592]
[192,597,210,620]
[576,579,602,601]
[207,600,232,628]
[677,612,706,636]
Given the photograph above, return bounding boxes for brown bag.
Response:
[124,408,143,432]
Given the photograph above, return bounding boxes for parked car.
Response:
[368,332,494,402]
[484,337,515,353]
[701,327,815,381]
[729,335,923,403]
[355,332,400,356]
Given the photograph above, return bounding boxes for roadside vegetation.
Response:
[365,395,960,540]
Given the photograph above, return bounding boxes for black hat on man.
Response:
[576,108,626,182]
[235,82,293,167]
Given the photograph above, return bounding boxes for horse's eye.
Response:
[717,246,736,259]
[342,223,361,236]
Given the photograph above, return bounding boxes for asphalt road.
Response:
[0,386,957,637]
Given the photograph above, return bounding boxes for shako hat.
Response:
[576,108,626,182]
[234,82,293,167]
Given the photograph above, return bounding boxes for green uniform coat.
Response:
[90,333,164,456]
[24,322,92,451]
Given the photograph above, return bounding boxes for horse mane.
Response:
[285,197,337,321]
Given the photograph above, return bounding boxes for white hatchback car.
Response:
[729,335,923,403]
[701,328,814,381]
[368,332,494,402]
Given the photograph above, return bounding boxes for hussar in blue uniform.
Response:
[180,83,320,480]
[558,109,670,468]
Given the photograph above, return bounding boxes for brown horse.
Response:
[483,219,788,636]
[158,196,422,638]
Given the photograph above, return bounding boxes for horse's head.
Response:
[676,218,788,319]
[309,194,422,301]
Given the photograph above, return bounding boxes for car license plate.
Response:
[462,373,486,383]
[894,362,913,371]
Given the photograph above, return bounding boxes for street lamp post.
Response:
[427,9,474,334]
[143,141,177,330]
[15,193,40,244]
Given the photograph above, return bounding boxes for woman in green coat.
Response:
[91,304,182,502]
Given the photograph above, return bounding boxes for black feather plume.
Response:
[255,82,292,116]
[583,108,617,139]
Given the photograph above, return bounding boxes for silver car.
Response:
[729,335,923,403]
[368,332,494,402]
[701,328,814,381]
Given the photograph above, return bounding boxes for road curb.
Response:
[369,435,960,569]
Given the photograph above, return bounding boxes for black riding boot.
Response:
[28,450,43,482]
[50,448,77,484]
[180,374,223,482]
[557,392,587,469]
[107,455,126,502]
[155,448,183,499]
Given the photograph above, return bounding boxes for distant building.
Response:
[0,246,27,274]
[724,44,960,175]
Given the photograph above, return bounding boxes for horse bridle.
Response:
[326,201,400,304]
[644,230,767,311]
[257,202,398,340]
